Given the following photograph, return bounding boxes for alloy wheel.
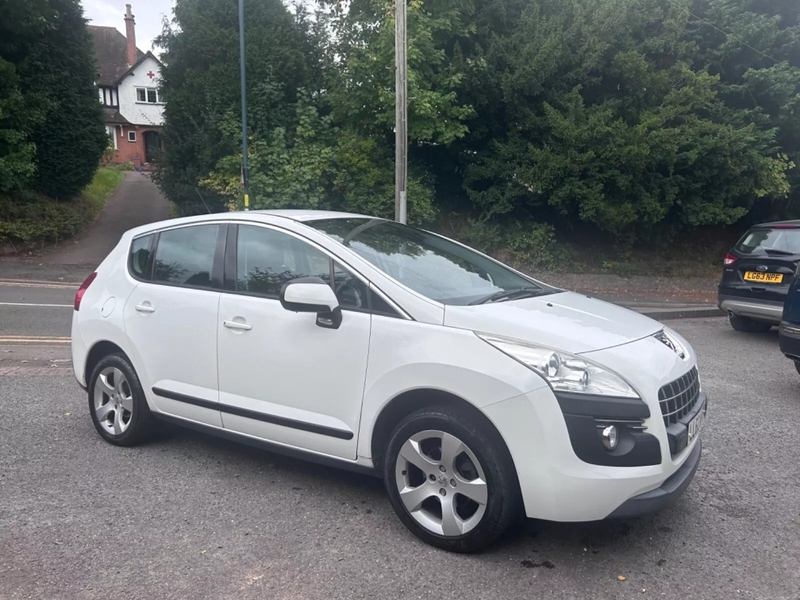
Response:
[93,366,134,436]
[394,430,488,537]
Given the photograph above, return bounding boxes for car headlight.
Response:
[477,334,639,398]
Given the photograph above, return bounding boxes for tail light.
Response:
[723,253,737,266]
[74,272,98,311]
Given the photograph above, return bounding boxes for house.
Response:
[88,4,163,168]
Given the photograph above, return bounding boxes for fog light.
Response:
[601,425,618,451]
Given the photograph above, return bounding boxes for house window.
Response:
[136,87,159,104]
[128,131,137,142]
[106,126,117,150]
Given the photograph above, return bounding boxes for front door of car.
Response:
[216,224,371,459]
[124,223,226,428]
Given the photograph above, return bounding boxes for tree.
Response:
[457,0,793,242]
[154,0,315,214]
[688,0,800,219]
[0,59,36,192]
[0,0,107,199]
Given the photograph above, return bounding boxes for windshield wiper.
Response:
[469,288,547,305]
[763,248,795,256]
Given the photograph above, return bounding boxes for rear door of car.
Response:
[722,225,800,304]
[124,222,227,427]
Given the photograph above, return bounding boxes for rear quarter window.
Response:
[129,234,154,280]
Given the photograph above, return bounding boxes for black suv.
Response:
[718,221,800,332]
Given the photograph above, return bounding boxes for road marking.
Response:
[0,336,71,344]
[0,279,78,289]
[0,302,73,308]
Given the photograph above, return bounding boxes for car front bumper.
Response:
[483,332,705,522]
[483,385,705,522]
[718,294,783,324]
[606,438,702,519]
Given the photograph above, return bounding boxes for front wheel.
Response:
[729,313,772,333]
[383,406,521,553]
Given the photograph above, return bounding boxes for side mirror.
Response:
[279,277,342,329]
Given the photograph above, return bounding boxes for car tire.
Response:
[794,362,800,376]
[88,353,153,446]
[728,313,772,333]
[383,405,522,553]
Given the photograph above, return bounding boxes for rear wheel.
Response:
[383,406,521,553]
[88,354,153,446]
[729,313,772,333]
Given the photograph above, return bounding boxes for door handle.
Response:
[135,303,155,313]
[223,320,252,331]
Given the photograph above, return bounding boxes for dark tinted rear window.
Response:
[153,225,220,288]
[735,228,800,255]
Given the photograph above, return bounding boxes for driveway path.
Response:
[45,171,169,268]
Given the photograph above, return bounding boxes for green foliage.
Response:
[0,167,122,246]
[332,132,436,224]
[203,98,336,210]
[449,217,570,271]
[157,0,799,245]
[0,58,36,192]
[154,0,315,214]
[323,0,476,145]
[459,0,796,243]
[0,0,107,200]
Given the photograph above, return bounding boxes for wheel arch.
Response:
[369,388,519,478]
[84,340,129,384]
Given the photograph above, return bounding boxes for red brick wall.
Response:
[106,126,162,168]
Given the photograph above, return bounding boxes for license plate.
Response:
[743,271,783,283]
[688,408,705,443]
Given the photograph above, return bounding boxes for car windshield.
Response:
[307,218,554,305]
[735,227,800,255]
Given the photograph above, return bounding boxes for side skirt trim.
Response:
[151,386,354,440]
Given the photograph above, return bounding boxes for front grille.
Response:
[658,367,700,427]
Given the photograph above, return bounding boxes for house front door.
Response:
[143,130,161,163]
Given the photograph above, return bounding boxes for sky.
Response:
[82,0,174,54]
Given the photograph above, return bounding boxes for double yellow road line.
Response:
[0,335,71,345]
[0,278,78,290]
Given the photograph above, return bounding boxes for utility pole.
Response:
[394,0,408,223]
[238,0,249,211]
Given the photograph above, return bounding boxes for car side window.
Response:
[236,225,329,297]
[235,225,366,311]
[152,225,221,289]
[130,234,153,280]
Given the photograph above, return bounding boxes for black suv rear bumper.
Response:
[718,293,783,324]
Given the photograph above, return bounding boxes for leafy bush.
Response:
[448,217,571,271]
[0,167,123,247]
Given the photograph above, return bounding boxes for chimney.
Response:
[124,4,137,66]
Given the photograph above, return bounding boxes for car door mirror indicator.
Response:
[280,277,342,329]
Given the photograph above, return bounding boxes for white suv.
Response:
[71,211,707,552]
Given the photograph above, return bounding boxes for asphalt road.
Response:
[1,306,798,599]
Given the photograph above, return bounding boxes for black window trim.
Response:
[223,222,405,318]
[127,222,228,292]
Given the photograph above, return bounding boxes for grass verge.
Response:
[0,167,124,252]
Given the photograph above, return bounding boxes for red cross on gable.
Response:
[146,71,155,80]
